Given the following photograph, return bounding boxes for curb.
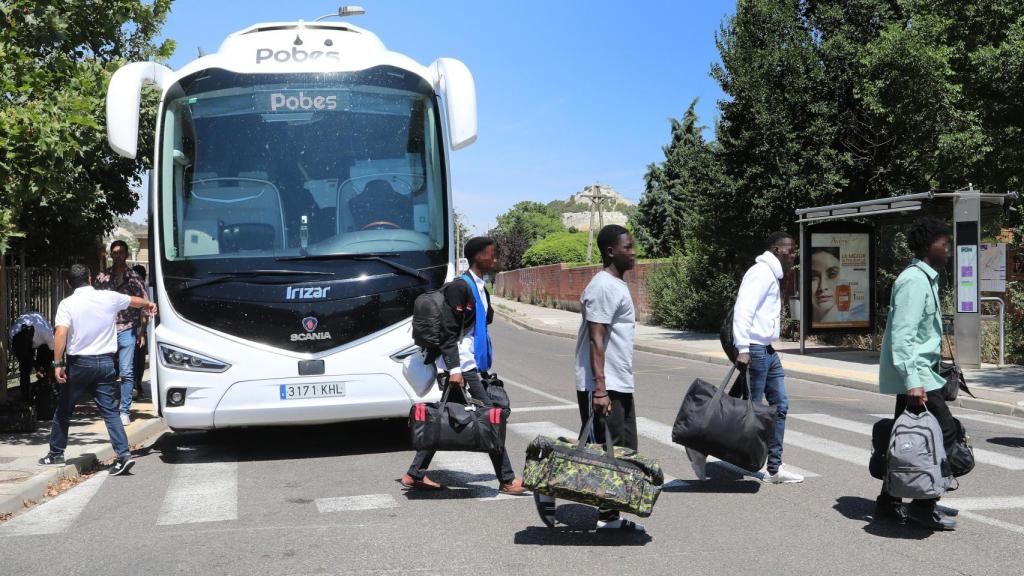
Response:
[0,417,168,517]
[496,309,1024,419]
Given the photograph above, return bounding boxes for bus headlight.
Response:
[159,344,230,373]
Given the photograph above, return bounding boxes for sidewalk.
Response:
[0,373,167,517]
[492,296,1024,418]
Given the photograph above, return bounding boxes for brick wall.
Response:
[493,262,670,322]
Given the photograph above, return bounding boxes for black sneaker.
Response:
[38,452,65,466]
[110,457,136,476]
[874,494,907,524]
[907,502,957,531]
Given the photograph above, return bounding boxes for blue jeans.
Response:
[116,329,136,414]
[748,344,788,475]
[48,354,130,459]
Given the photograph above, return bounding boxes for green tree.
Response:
[490,201,566,270]
[713,0,847,256]
[636,0,1024,332]
[521,231,588,267]
[493,201,565,243]
[633,98,723,258]
[0,1,175,259]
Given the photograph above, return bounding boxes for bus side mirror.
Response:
[107,62,173,159]
[430,58,477,150]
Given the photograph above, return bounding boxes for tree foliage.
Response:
[521,232,587,267]
[489,201,566,270]
[634,0,1024,331]
[0,1,175,259]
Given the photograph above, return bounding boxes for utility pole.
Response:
[579,184,613,263]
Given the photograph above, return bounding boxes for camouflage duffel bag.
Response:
[523,415,664,517]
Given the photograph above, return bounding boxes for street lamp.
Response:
[316,6,366,21]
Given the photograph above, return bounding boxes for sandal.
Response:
[399,474,444,490]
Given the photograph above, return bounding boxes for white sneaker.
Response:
[763,465,804,484]
[120,413,131,426]
[686,447,708,480]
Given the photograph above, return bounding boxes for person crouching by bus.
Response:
[8,312,55,404]
[38,264,157,475]
[401,237,527,495]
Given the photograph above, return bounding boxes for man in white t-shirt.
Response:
[534,224,642,532]
[39,264,157,476]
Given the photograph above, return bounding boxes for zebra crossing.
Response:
[156,449,238,525]
[2,409,1024,538]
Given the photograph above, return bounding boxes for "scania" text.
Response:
[290,331,333,342]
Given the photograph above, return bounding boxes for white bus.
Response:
[104,7,476,430]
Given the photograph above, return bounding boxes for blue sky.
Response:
[132,0,733,234]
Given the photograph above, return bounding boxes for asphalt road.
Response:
[2,319,1024,575]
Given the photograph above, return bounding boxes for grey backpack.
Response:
[884,408,952,499]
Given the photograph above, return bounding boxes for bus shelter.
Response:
[794,188,1018,369]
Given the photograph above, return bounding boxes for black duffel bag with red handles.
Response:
[409,386,507,453]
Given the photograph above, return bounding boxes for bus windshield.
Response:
[158,67,447,265]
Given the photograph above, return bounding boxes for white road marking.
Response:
[512,404,579,414]
[429,452,518,501]
[316,494,398,513]
[156,454,238,525]
[792,413,1024,470]
[959,512,1024,536]
[939,496,1024,510]
[782,430,872,466]
[508,421,580,442]
[955,412,1024,432]
[501,378,576,406]
[0,472,108,536]
[791,413,874,435]
[634,416,819,479]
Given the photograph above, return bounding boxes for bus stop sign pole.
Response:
[954,187,982,369]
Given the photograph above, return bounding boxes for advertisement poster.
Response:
[980,242,1006,293]
[958,245,979,313]
[808,230,872,330]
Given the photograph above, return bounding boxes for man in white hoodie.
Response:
[688,231,804,484]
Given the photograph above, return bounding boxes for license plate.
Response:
[279,383,345,400]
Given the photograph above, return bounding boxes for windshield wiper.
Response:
[276,253,428,283]
[168,269,334,293]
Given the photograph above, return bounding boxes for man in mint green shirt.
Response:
[876,217,958,531]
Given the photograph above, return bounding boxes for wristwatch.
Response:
[52,360,66,368]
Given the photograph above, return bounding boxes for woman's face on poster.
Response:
[811,249,841,318]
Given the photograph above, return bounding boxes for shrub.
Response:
[521,232,588,267]
[646,250,738,332]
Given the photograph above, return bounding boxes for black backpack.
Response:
[412,277,470,357]
[412,288,447,354]
[720,306,737,364]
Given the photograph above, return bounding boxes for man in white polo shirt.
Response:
[39,264,157,475]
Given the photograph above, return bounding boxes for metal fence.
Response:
[4,266,70,380]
